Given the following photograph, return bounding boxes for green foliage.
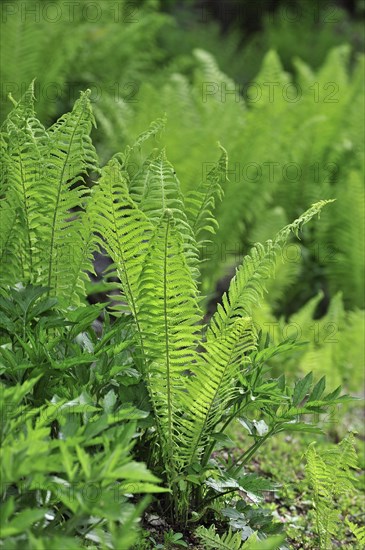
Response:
[1,2,363,546]
[119,45,365,308]
[0,87,356,547]
[305,433,360,549]
[0,0,169,124]
[195,525,284,550]
[0,84,99,307]
[247,2,363,75]
[346,518,365,546]
[0,286,165,549]
[252,291,365,390]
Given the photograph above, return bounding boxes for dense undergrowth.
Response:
[0,1,364,548]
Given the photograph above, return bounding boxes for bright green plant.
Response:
[0,85,99,306]
[346,518,365,547]
[90,133,346,531]
[119,45,364,309]
[0,86,352,544]
[148,529,188,549]
[305,433,361,549]
[251,291,365,390]
[0,286,166,549]
[195,525,284,549]
[0,0,169,125]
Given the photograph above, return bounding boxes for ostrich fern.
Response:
[1,84,98,307]
[305,433,360,549]
[0,87,344,529]
[119,46,364,306]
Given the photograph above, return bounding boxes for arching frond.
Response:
[207,201,333,340]
[196,525,284,549]
[305,434,359,549]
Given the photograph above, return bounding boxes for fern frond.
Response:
[36,90,98,304]
[195,525,283,549]
[0,193,23,285]
[122,116,166,166]
[305,443,335,549]
[329,433,358,493]
[180,318,256,467]
[131,149,200,278]
[195,525,245,549]
[185,144,226,245]
[0,83,49,286]
[1,86,99,305]
[4,123,46,281]
[208,201,333,340]
[305,443,331,501]
[193,48,243,111]
[137,210,202,475]
[250,50,290,109]
[93,157,153,320]
[346,518,365,545]
[1,80,37,131]
[306,434,360,549]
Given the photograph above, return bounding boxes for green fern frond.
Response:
[250,50,290,109]
[1,83,48,286]
[193,48,242,109]
[305,443,336,549]
[195,525,284,549]
[4,122,47,281]
[195,525,246,549]
[305,433,360,549]
[94,157,153,322]
[38,90,98,304]
[0,194,23,285]
[1,80,37,130]
[1,86,99,305]
[346,518,365,545]
[208,201,333,340]
[137,210,202,475]
[185,144,226,246]
[122,116,166,167]
[305,443,332,501]
[133,149,185,219]
[330,433,358,493]
[131,149,200,278]
[181,318,256,467]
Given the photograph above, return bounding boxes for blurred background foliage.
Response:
[0,0,364,390]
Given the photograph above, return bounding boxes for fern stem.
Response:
[228,430,274,476]
[197,487,238,510]
[17,146,33,278]
[162,214,179,517]
[201,398,250,467]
